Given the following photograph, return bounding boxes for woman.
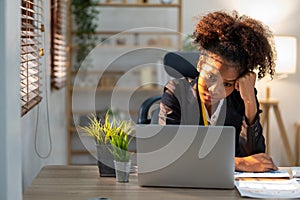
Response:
[158,10,278,172]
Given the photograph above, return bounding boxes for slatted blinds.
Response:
[51,0,67,89]
[20,0,44,116]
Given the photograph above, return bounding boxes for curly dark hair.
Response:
[192,10,276,79]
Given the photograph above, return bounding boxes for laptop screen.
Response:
[136,124,235,189]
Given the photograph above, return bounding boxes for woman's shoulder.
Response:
[164,77,198,101]
[165,77,196,89]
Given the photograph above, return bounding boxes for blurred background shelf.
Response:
[66,0,182,164]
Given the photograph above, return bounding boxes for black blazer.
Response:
[159,77,266,157]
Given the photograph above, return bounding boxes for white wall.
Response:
[21,89,67,190]
[0,0,22,199]
[182,0,300,166]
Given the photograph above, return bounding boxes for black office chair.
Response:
[137,51,200,124]
[137,95,162,124]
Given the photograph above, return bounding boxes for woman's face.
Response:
[197,53,240,106]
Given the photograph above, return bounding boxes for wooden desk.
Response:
[24,165,293,200]
[24,165,243,200]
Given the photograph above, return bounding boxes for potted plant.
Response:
[105,115,134,182]
[80,114,115,177]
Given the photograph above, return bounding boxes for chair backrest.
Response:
[137,95,161,124]
[137,51,199,124]
[163,51,199,79]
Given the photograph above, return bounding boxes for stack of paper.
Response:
[235,168,300,198]
[235,179,300,198]
[291,167,300,178]
[234,169,290,179]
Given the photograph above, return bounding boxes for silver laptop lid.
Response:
[136,125,235,189]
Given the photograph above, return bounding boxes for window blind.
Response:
[51,0,67,89]
[20,0,44,116]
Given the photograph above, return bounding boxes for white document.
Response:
[235,179,300,199]
[291,167,300,178]
[234,169,290,178]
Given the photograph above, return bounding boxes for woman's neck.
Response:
[205,101,220,117]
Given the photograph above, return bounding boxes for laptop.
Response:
[136,124,235,189]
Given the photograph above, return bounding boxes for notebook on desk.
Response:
[136,124,235,189]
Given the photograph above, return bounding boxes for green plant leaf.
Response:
[80,110,134,161]
[71,0,99,69]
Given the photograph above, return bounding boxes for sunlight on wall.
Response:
[236,0,295,25]
[274,36,297,74]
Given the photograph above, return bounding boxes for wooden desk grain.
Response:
[23,165,267,200]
